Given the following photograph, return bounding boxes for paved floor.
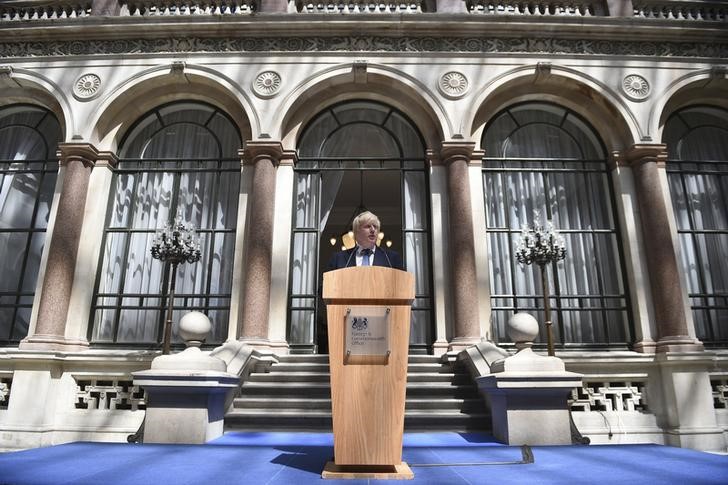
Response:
[1,432,727,484]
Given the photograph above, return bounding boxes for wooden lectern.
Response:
[321,266,415,480]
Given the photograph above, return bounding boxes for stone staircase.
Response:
[224,354,491,432]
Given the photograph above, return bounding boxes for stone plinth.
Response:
[133,347,239,444]
[478,341,582,445]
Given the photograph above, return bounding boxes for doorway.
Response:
[287,100,433,354]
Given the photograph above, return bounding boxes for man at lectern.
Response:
[326,211,404,271]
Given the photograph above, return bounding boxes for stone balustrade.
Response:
[633,1,728,21]
[295,1,425,13]
[122,1,256,15]
[0,1,92,20]
[1,0,726,21]
[468,1,606,16]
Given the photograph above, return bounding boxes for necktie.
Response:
[361,248,371,266]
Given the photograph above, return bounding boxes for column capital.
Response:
[618,144,668,169]
[240,141,293,167]
[429,141,484,167]
[57,142,117,168]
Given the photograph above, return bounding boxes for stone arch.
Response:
[277,63,448,150]
[468,64,638,152]
[651,68,728,140]
[0,67,71,140]
[90,63,255,152]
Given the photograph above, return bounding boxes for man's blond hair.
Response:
[352,211,380,233]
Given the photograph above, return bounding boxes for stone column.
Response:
[435,0,468,13]
[21,143,115,351]
[91,0,121,15]
[622,144,702,353]
[258,0,289,12]
[238,141,286,348]
[605,0,633,17]
[440,141,483,351]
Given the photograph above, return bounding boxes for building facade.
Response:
[0,0,727,452]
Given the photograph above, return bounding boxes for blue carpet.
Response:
[0,432,726,484]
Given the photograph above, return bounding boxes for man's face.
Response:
[355,221,378,249]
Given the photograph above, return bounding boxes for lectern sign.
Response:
[345,306,390,363]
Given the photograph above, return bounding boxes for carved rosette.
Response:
[252,71,282,99]
[621,74,650,101]
[73,73,102,101]
[438,71,469,99]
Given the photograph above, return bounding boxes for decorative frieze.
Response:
[0,373,11,409]
[0,36,725,58]
[711,376,728,409]
[570,380,648,412]
[75,377,146,411]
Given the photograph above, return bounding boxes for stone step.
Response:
[276,354,442,364]
[225,354,489,433]
[239,384,482,402]
[224,411,489,432]
[245,372,471,384]
[263,362,458,374]
[233,397,485,412]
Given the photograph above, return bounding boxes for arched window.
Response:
[290,100,432,353]
[664,106,728,345]
[90,102,241,347]
[0,105,60,344]
[482,103,630,348]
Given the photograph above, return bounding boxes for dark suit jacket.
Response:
[326,246,405,271]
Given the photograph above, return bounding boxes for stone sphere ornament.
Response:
[508,312,539,349]
[178,311,212,347]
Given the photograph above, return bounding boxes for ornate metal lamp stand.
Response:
[515,220,567,356]
[151,214,201,355]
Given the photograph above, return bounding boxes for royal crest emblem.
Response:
[352,317,368,331]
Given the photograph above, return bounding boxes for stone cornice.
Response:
[618,143,669,169]
[434,141,484,167]
[57,142,103,168]
[240,141,289,167]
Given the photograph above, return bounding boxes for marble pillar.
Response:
[238,141,295,349]
[20,143,116,351]
[440,141,484,351]
[622,144,702,353]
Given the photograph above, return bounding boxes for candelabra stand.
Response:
[515,220,567,356]
[150,214,202,354]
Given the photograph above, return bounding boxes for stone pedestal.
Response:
[133,348,239,444]
[656,352,726,452]
[477,313,583,446]
[132,312,240,444]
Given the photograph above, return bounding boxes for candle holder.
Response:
[515,219,567,356]
[150,213,202,354]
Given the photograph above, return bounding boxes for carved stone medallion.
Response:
[438,71,469,99]
[73,73,102,100]
[253,70,282,98]
[622,74,650,101]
